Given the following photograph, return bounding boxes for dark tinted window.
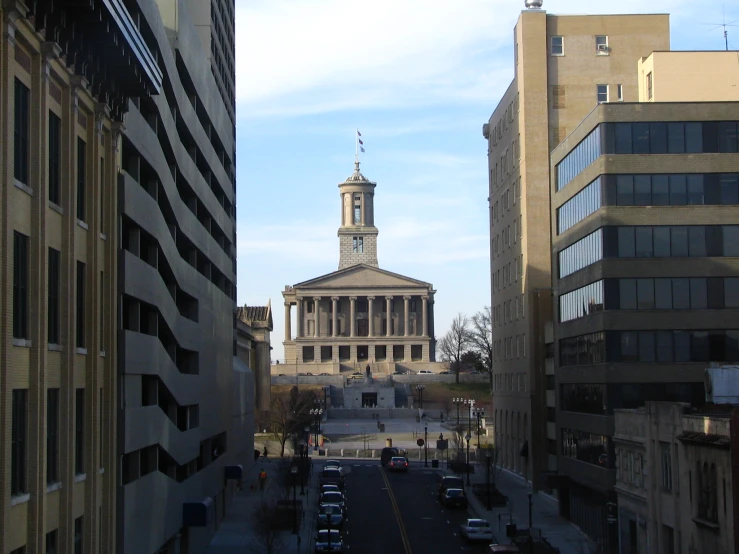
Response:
[635,227,653,257]
[688,226,706,257]
[690,278,707,309]
[687,174,704,205]
[617,175,634,206]
[718,122,738,153]
[655,279,672,309]
[720,174,739,204]
[671,227,689,257]
[724,226,739,256]
[633,123,650,154]
[726,278,739,307]
[615,123,632,153]
[656,331,673,362]
[667,123,685,153]
[670,175,687,205]
[674,332,691,362]
[637,279,655,309]
[620,279,637,309]
[634,175,651,205]
[618,227,635,257]
[639,332,656,362]
[685,122,703,153]
[672,279,690,309]
[649,123,667,153]
[620,332,638,362]
[652,175,669,205]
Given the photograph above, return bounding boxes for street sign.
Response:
[437,439,449,451]
[417,438,425,447]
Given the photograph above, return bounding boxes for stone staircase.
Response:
[329,385,345,408]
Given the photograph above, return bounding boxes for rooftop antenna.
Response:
[705,7,739,51]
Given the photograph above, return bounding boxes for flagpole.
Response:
[355,130,359,163]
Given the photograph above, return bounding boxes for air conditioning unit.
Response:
[597,44,609,52]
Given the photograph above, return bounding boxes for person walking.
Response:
[258,469,267,491]
[263,446,268,458]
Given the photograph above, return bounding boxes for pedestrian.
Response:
[440,411,444,422]
[263,446,268,458]
[258,469,267,491]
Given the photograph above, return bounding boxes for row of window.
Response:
[14,517,85,554]
[13,233,101,348]
[550,35,610,57]
[493,254,524,294]
[560,382,705,415]
[561,428,612,468]
[560,277,739,322]
[14,80,108,230]
[558,225,739,278]
[557,173,739,234]
[493,294,526,327]
[559,329,739,367]
[556,121,739,192]
[493,372,529,393]
[494,333,527,362]
[492,216,522,258]
[11,387,97,498]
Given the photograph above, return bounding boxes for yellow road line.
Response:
[380,467,413,554]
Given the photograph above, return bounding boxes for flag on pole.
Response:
[356,130,365,158]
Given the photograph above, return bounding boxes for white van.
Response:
[418,370,433,375]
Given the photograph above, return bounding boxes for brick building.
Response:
[0,2,160,552]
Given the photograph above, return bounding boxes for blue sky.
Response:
[234,0,737,360]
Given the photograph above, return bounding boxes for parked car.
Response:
[306,372,314,376]
[381,447,406,467]
[460,519,494,542]
[319,491,346,514]
[488,545,520,553]
[440,370,452,375]
[317,503,344,530]
[438,476,465,499]
[320,372,330,376]
[278,373,286,377]
[315,529,343,553]
[442,488,469,509]
[469,370,482,375]
[387,456,409,472]
[319,484,342,498]
[418,369,433,375]
[319,468,345,489]
[324,460,343,472]
[298,372,307,376]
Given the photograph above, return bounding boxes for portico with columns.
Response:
[281,161,437,371]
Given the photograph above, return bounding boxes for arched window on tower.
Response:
[354,195,361,224]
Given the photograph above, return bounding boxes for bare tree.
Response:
[249,496,288,554]
[268,387,316,456]
[469,307,493,387]
[438,313,471,384]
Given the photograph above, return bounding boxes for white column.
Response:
[331,297,338,337]
[296,297,303,337]
[367,296,375,337]
[349,296,357,337]
[403,296,410,337]
[385,296,393,337]
[284,302,291,340]
[422,295,429,337]
[313,297,321,337]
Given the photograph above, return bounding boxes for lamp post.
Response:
[290,464,299,534]
[485,454,492,511]
[416,384,425,409]
[322,385,330,408]
[467,400,475,462]
[465,433,472,485]
[424,424,428,467]
[310,407,323,451]
[473,407,485,450]
[299,439,306,495]
[453,397,464,427]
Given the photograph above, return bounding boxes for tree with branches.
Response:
[268,386,316,456]
[469,306,493,387]
[438,313,471,384]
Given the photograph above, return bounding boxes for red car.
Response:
[388,456,409,472]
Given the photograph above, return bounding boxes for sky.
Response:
[234,0,738,361]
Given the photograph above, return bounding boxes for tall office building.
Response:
[117,0,242,552]
[0,2,160,553]
[482,2,669,496]
[550,99,739,549]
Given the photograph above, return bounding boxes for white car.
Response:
[418,369,433,375]
[324,460,343,472]
[460,518,494,542]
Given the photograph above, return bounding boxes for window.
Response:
[617,84,623,101]
[74,516,84,554]
[353,195,361,224]
[75,388,85,475]
[45,530,58,554]
[14,78,30,185]
[77,138,86,221]
[551,36,564,56]
[13,231,29,340]
[47,389,59,484]
[48,248,61,344]
[660,442,672,491]
[76,261,86,348]
[11,389,28,495]
[697,462,718,522]
[100,157,105,233]
[595,35,609,54]
[49,112,61,204]
[646,72,653,100]
[597,85,609,103]
[352,236,363,253]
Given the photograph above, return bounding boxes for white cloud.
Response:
[235,0,705,117]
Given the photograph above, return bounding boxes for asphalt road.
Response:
[334,461,494,554]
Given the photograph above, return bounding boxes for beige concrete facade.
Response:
[236,304,273,413]
[282,163,436,374]
[638,51,739,103]
[483,9,670,490]
[614,402,735,554]
[0,9,126,554]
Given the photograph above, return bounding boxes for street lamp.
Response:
[453,397,464,427]
[465,433,472,486]
[416,384,426,409]
[299,439,307,495]
[322,385,330,408]
[424,424,428,467]
[290,464,299,534]
[467,400,475,461]
[485,454,492,511]
[472,407,485,450]
[310,408,323,451]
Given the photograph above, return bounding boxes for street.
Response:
[342,462,493,553]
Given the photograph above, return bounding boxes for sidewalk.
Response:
[463,465,593,554]
[207,457,316,554]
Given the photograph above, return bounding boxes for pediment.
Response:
[294,264,431,290]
